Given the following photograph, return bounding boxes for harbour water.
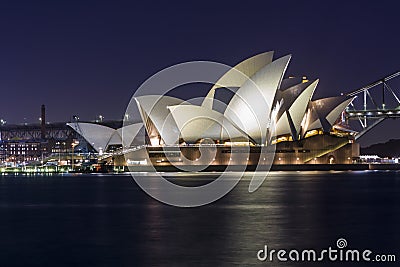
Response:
[0,171,399,266]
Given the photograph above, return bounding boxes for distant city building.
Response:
[0,140,44,165]
[359,155,398,164]
[0,105,100,166]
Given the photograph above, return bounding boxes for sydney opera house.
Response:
[68,51,359,169]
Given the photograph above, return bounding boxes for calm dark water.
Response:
[0,171,399,266]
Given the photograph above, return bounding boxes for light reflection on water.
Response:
[0,171,399,266]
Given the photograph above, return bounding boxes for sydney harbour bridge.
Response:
[344,71,400,139]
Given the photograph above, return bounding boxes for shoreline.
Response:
[1,164,400,174]
[125,163,400,172]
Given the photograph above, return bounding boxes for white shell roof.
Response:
[67,122,115,152]
[201,51,274,109]
[129,52,355,146]
[68,52,357,149]
[288,80,318,135]
[304,96,355,133]
[135,95,187,145]
[201,88,216,110]
[168,104,249,143]
[273,80,318,137]
[119,123,143,148]
[326,97,355,125]
[67,122,143,152]
[223,55,291,144]
[274,112,292,137]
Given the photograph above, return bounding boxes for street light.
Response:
[71,140,79,172]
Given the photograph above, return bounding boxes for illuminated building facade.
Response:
[69,52,360,167]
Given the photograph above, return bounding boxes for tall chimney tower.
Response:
[41,104,46,139]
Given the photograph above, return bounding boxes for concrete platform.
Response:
[122,164,386,172]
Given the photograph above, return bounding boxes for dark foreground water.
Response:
[0,171,399,266]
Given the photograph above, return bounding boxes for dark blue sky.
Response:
[0,0,398,145]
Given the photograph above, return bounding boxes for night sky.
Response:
[0,1,398,146]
